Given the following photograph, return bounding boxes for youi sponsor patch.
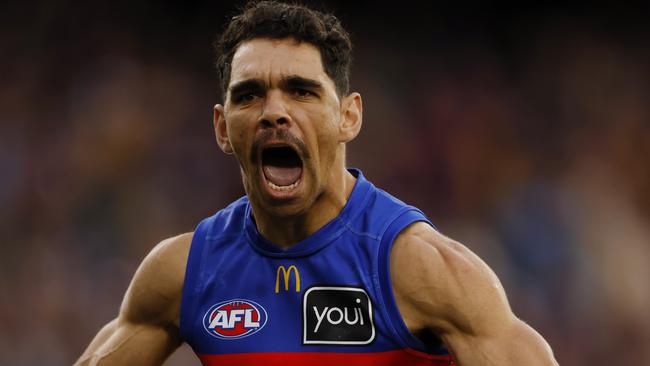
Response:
[203,299,268,340]
[303,286,375,345]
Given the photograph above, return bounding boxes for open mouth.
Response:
[261,145,303,192]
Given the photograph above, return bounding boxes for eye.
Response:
[292,88,315,98]
[234,92,259,103]
[242,93,256,101]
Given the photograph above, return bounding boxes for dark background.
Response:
[1,1,649,364]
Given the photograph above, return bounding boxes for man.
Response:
[76,1,558,365]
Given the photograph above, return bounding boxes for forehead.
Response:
[229,38,334,88]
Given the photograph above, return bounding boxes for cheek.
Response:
[228,126,245,153]
[226,113,254,157]
[312,116,340,163]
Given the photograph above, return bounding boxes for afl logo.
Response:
[203,299,268,340]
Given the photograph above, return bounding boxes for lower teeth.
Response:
[267,179,300,191]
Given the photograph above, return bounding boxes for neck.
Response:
[250,166,357,249]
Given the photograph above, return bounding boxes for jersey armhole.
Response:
[375,207,443,354]
[179,215,214,345]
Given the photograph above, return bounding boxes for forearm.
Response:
[75,320,180,366]
[76,319,118,364]
[506,321,557,366]
[447,320,558,366]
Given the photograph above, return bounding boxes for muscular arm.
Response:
[75,233,192,365]
[391,223,558,366]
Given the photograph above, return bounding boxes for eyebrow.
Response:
[280,75,323,92]
[229,79,265,98]
[228,75,324,99]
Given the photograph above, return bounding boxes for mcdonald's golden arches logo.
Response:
[275,265,300,293]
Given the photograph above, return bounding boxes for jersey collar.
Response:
[243,168,373,258]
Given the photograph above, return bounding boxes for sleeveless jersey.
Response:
[180,169,455,365]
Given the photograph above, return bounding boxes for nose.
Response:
[259,90,291,128]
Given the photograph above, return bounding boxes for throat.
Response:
[251,171,358,249]
[254,213,312,249]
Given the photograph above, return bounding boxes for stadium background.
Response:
[1,1,649,364]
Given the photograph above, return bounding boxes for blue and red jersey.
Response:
[180,169,455,365]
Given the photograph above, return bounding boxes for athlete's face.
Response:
[214,38,361,216]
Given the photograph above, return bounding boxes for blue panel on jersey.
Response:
[179,169,450,358]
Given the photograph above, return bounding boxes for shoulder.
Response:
[354,178,425,237]
[198,197,249,235]
[389,222,511,336]
[120,232,193,328]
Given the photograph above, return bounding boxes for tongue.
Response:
[263,165,302,186]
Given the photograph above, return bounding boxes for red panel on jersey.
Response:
[198,350,455,365]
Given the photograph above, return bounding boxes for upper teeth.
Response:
[267,179,300,191]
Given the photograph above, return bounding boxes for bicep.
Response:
[391,225,508,336]
[432,243,557,365]
[391,224,557,365]
[75,233,191,365]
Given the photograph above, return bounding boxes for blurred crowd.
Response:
[1,1,649,365]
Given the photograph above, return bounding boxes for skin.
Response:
[391,222,558,365]
[75,233,190,365]
[213,38,363,247]
[76,38,558,365]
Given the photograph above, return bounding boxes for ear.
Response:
[338,92,363,143]
[214,104,233,154]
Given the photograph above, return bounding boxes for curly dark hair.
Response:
[214,1,353,98]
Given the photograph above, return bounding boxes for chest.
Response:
[185,238,389,355]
